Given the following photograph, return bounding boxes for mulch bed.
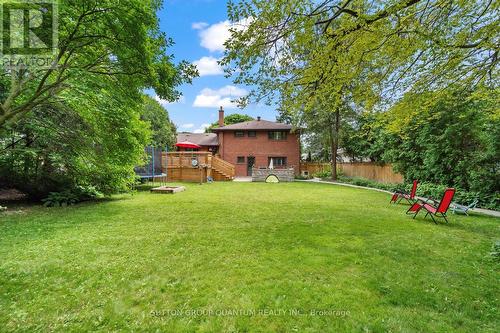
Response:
[0,189,28,202]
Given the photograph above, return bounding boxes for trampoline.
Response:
[134,146,168,186]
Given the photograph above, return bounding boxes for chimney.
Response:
[218,106,224,127]
[257,116,261,121]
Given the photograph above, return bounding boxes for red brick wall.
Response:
[219,131,301,177]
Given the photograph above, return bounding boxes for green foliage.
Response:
[333,86,499,210]
[224,0,497,110]
[341,112,392,162]
[205,113,254,132]
[336,176,402,193]
[312,169,332,179]
[0,82,150,198]
[401,181,498,211]
[383,87,499,209]
[0,0,195,128]
[74,185,104,201]
[223,0,498,180]
[141,95,177,149]
[0,1,192,199]
[42,185,103,207]
[491,241,500,262]
[42,191,79,207]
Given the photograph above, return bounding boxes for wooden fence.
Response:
[300,162,403,184]
[299,162,331,175]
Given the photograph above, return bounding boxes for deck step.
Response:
[212,168,232,181]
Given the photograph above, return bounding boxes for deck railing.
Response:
[161,152,234,182]
[162,152,212,169]
[212,156,235,178]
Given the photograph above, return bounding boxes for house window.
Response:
[235,131,244,137]
[237,156,245,164]
[268,131,287,140]
[248,131,257,137]
[268,157,287,168]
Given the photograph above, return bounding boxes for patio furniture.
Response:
[451,199,478,215]
[390,180,418,204]
[406,188,455,224]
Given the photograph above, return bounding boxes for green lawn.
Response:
[0,182,498,332]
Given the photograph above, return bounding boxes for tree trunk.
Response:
[330,109,340,181]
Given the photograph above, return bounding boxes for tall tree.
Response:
[222,0,499,179]
[141,95,177,149]
[0,1,196,198]
[205,113,254,132]
[0,77,151,198]
[0,0,196,128]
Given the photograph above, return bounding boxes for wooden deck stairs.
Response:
[211,156,235,181]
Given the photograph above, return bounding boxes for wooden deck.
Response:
[162,152,235,183]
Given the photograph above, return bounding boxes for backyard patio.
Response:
[0,182,498,332]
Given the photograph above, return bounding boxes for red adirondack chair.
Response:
[406,188,456,224]
[390,180,418,204]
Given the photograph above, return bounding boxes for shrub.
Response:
[310,167,345,180]
[42,185,103,207]
[74,185,104,200]
[312,170,332,179]
[42,191,79,207]
[401,181,499,210]
[337,176,401,192]
[334,177,499,210]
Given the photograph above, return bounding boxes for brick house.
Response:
[176,132,219,153]
[176,107,300,178]
[212,108,300,177]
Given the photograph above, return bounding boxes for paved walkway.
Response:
[297,179,500,218]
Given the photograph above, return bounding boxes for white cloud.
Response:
[196,18,253,53]
[192,56,223,76]
[193,85,248,109]
[154,94,186,107]
[194,123,211,134]
[154,95,170,107]
[181,123,195,129]
[198,21,231,52]
[192,22,208,30]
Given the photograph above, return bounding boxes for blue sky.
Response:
[149,0,276,133]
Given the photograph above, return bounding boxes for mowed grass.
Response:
[0,182,498,332]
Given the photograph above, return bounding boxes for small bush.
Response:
[74,185,104,200]
[42,191,79,207]
[42,185,103,207]
[337,176,401,192]
[312,170,332,179]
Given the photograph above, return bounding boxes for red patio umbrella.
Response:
[175,141,201,149]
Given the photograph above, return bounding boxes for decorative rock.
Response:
[252,168,295,182]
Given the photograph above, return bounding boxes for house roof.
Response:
[211,119,293,132]
[177,132,219,146]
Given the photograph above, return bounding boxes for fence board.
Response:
[300,162,403,184]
